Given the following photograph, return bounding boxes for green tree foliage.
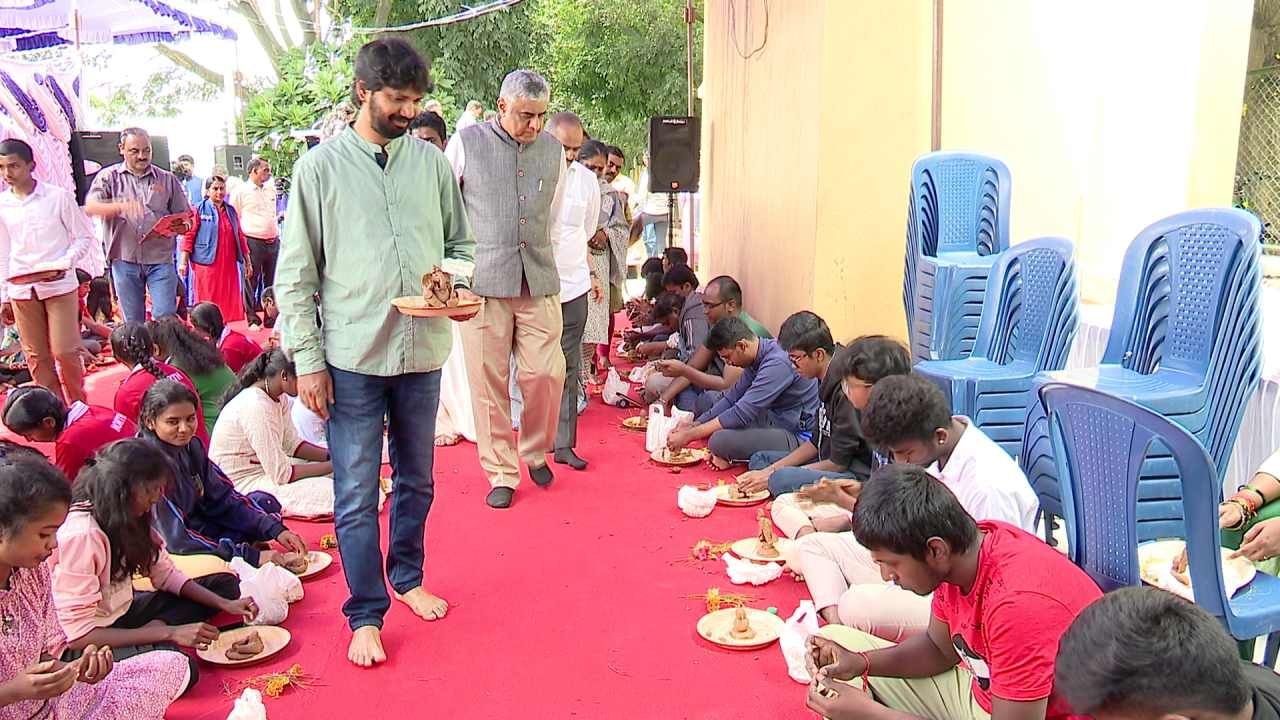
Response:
[241,43,354,179]
[532,0,701,159]
[88,67,221,128]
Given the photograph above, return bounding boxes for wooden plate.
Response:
[650,447,708,467]
[696,607,784,650]
[8,263,68,285]
[1138,540,1256,601]
[730,536,792,563]
[294,551,334,580]
[197,625,291,666]
[712,483,769,507]
[621,416,647,431]
[391,296,482,318]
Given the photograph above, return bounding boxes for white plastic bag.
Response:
[645,403,693,452]
[677,485,717,517]
[602,367,630,407]
[628,363,656,384]
[230,557,303,626]
[780,600,821,683]
[226,688,268,720]
[721,552,783,585]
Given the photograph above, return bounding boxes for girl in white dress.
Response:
[209,350,334,518]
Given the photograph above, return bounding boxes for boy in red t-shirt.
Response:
[805,464,1101,720]
[1,385,136,483]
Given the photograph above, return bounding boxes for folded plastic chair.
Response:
[916,237,1078,458]
[1021,209,1263,542]
[1041,383,1280,665]
[903,152,1011,362]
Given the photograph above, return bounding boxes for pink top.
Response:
[0,563,191,720]
[49,506,190,641]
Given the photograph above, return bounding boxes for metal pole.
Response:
[685,0,695,116]
[931,0,943,151]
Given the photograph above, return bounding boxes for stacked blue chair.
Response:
[1040,383,1280,663]
[915,237,1078,458]
[902,152,1011,362]
[1021,208,1264,538]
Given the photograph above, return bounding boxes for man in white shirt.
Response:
[0,139,95,403]
[546,112,602,471]
[230,157,279,328]
[632,150,673,257]
[455,100,483,131]
[787,372,1040,639]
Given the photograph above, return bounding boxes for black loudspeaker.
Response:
[74,130,171,201]
[648,116,700,193]
[214,145,252,178]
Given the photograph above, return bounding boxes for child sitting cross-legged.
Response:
[0,448,193,718]
[804,466,1100,720]
[789,372,1040,636]
[2,385,136,484]
[111,322,208,444]
[209,349,334,519]
[139,379,308,572]
[666,316,820,469]
[49,439,258,691]
[754,333,911,539]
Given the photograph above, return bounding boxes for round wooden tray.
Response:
[294,550,334,580]
[696,607,784,650]
[730,536,791,563]
[197,625,291,666]
[392,296,482,318]
[713,483,769,507]
[650,447,708,467]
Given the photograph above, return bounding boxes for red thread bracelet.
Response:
[854,650,871,691]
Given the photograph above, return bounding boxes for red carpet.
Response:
[9,338,815,719]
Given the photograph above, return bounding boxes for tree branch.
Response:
[154,45,223,87]
[289,0,317,45]
[274,0,295,48]
[231,0,285,75]
[374,0,392,28]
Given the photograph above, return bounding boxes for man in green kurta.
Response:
[275,38,477,667]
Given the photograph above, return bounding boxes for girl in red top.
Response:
[109,323,208,444]
[177,176,249,324]
[1,385,137,484]
[189,302,262,374]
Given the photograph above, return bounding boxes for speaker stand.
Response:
[666,194,675,249]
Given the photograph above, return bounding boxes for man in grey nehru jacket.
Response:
[444,69,568,509]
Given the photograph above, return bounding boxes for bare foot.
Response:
[395,586,449,621]
[348,626,386,667]
[434,433,461,447]
[709,454,734,470]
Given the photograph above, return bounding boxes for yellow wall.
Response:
[940,0,1252,305]
[700,0,930,340]
[700,0,1253,335]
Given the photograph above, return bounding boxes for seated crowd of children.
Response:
[0,289,340,716]
[4,253,1280,719]
[619,259,1280,719]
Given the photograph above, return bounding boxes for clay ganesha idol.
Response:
[422,266,460,308]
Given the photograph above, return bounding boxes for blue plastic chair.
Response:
[916,237,1078,458]
[903,152,1012,362]
[1021,209,1263,537]
[1040,383,1280,663]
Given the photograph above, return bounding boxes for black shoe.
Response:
[529,463,555,488]
[485,487,514,508]
[553,448,588,471]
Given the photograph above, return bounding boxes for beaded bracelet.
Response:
[1230,491,1262,514]
[1243,485,1267,507]
[1224,498,1255,531]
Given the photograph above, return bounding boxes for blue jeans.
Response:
[327,366,441,630]
[111,260,178,322]
[748,450,858,497]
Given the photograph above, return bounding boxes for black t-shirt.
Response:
[1245,660,1280,720]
